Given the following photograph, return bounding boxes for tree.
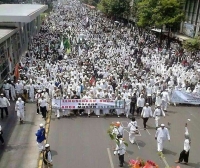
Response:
[182,36,200,52]
[97,0,131,17]
[137,0,185,28]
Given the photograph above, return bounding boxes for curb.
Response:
[37,107,52,168]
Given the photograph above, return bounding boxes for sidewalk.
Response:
[0,103,45,168]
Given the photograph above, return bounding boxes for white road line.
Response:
[135,141,140,150]
[107,148,115,168]
[146,129,151,135]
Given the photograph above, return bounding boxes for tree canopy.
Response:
[137,0,185,28]
[97,0,131,17]
[182,36,200,52]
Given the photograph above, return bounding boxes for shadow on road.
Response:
[51,150,58,156]
[0,102,17,160]
[187,162,200,168]
[136,140,146,147]
[163,148,177,156]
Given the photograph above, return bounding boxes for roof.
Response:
[0,28,18,44]
[175,34,192,41]
[0,4,48,23]
[151,28,168,33]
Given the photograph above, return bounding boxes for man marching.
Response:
[153,105,165,129]
[127,117,138,144]
[15,97,25,124]
[155,124,170,152]
[35,123,46,152]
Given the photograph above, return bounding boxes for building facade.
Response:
[0,4,47,87]
[180,0,200,37]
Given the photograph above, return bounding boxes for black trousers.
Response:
[179,150,189,163]
[147,96,152,105]
[118,154,124,166]
[143,117,149,128]
[0,134,4,143]
[1,107,8,118]
[40,106,47,118]
[130,103,136,114]
[137,107,143,114]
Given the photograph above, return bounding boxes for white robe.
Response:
[155,127,170,152]
[127,121,138,143]
[15,100,25,120]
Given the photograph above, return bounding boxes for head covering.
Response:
[45,144,50,148]
[40,123,44,127]
[161,124,165,127]
[18,97,22,101]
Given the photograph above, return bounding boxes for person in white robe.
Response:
[161,89,170,111]
[125,95,131,118]
[62,95,71,117]
[29,83,35,102]
[153,105,165,129]
[10,81,16,101]
[15,97,25,124]
[127,117,138,144]
[115,96,124,117]
[155,124,170,152]
[94,93,100,117]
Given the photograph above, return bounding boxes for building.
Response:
[180,0,200,38]
[0,4,48,87]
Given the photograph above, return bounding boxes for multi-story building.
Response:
[0,4,48,87]
[180,0,200,38]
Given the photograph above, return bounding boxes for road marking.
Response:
[135,141,140,150]
[146,129,151,135]
[107,148,115,168]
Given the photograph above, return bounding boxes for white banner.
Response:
[51,99,125,109]
[171,90,200,105]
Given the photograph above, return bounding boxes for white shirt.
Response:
[39,99,47,107]
[155,127,170,141]
[184,139,190,152]
[115,139,126,155]
[128,121,138,132]
[0,97,10,107]
[15,100,25,112]
[141,106,152,118]
[153,108,165,117]
[137,97,145,107]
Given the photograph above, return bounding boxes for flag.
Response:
[14,63,20,81]
[89,76,96,86]
[64,38,70,49]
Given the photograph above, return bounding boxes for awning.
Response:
[174,34,192,41]
[151,28,168,33]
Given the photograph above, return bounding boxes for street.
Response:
[0,102,45,168]
[48,105,200,168]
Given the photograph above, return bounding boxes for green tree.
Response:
[137,0,185,28]
[182,37,200,52]
[98,0,131,17]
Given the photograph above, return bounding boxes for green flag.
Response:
[64,38,71,49]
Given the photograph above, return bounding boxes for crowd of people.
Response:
[1,0,200,120]
[0,0,196,166]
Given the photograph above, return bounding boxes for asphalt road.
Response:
[0,102,45,168]
[48,105,200,168]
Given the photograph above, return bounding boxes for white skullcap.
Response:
[45,144,50,148]
[161,124,165,127]
[40,123,44,127]
[18,97,22,101]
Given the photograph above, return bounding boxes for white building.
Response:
[0,4,48,87]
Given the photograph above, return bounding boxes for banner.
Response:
[171,90,200,105]
[51,99,125,109]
